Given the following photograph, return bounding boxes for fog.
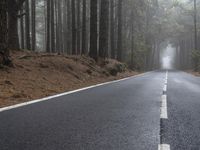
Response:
[160,44,176,70]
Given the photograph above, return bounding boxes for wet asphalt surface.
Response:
[0,70,200,150]
[161,70,200,150]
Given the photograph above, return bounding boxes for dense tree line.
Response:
[157,0,200,71]
[0,0,200,71]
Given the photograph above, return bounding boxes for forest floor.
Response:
[187,70,200,77]
[0,50,139,108]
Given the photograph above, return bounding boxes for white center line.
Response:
[158,144,170,150]
[161,71,168,119]
[159,71,170,150]
[160,94,168,119]
[163,84,167,92]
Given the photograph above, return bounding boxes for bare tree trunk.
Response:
[31,0,36,50]
[0,0,11,65]
[67,0,72,54]
[99,0,109,59]
[194,0,197,51]
[51,0,55,53]
[110,0,115,59]
[89,0,98,61]
[71,0,77,55]
[57,0,62,53]
[7,0,25,50]
[46,0,51,52]
[63,0,68,53]
[194,0,199,71]
[117,0,122,61]
[7,0,20,50]
[81,0,87,55]
[25,0,31,50]
[77,0,81,55]
[20,8,25,49]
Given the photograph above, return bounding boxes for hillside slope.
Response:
[0,50,139,108]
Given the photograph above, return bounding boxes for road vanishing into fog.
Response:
[0,70,200,150]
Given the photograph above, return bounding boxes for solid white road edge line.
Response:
[158,144,170,150]
[161,94,168,119]
[0,71,152,113]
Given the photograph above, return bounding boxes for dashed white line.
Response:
[161,71,168,119]
[163,84,167,92]
[159,71,170,150]
[160,94,168,119]
[158,144,170,150]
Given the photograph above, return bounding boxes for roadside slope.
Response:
[0,50,138,107]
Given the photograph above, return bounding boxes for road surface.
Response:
[0,70,200,150]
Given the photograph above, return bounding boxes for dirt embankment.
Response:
[0,50,139,108]
[186,70,200,77]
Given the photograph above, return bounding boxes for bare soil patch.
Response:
[0,50,139,108]
[186,70,200,77]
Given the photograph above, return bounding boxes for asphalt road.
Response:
[0,70,200,150]
[161,70,200,150]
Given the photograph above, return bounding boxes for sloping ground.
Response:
[187,70,200,77]
[0,50,139,108]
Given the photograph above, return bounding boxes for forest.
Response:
[0,0,200,70]
[0,0,200,106]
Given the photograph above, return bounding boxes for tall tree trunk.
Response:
[7,0,25,50]
[82,0,87,55]
[130,9,134,69]
[117,0,122,61]
[20,8,25,49]
[55,0,59,52]
[63,0,68,53]
[46,0,51,52]
[77,0,81,55]
[25,0,31,50]
[99,0,109,59]
[194,0,198,71]
[89,0,98,61]
[0,0,11,65]
[194,0,197,51]
[67,0,72,54]
[110,0,115,59]
[56,0,62,53]
[31,0,36,51]
[7,0,20,50]
[71,0,77,55]
[51,0,55,52]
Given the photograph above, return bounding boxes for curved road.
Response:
[0,70,200,150]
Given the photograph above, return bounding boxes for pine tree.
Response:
[89,0,98,61]
[99,0,109,59]
[0,0,11,65]
[117,0,123,61]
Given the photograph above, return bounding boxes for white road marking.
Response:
[163,84,167,92]
[161,71,168,119]
[160,95,168,119]
[159,71,170,149]
[158,144,170,150]
[0,72,152,113]
[166,70,168,77]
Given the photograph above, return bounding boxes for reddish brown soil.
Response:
[0,50,139,108]
[186,70,200,77]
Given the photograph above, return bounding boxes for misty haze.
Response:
[161,44,176,69]
[0,0,200,150]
